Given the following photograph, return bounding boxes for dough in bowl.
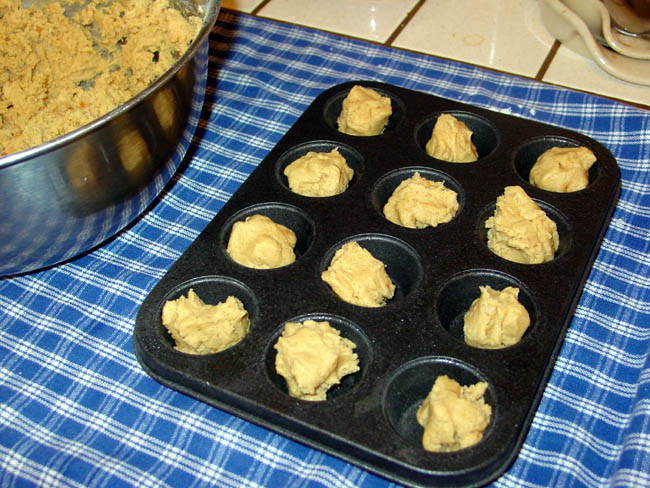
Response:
[274,320,360,401]
[227,214,297,269]
[0,0,202,156]
[337,85,392,136]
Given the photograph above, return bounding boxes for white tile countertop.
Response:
[222,0,650,109]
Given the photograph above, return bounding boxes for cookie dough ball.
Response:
[416,375,491,452]
[383,172,459,229]
[321,242,396,307]
[463,286,531,348]
[425,113,478,163]
[283,148,354,197]
[337,85,392,136]
[529,146,596,193]
[485,186,559,264]
[227,214,297,269]
[161,289,250,355]
[274,320,360,401]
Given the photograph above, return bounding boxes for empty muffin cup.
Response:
[264,312,372,400]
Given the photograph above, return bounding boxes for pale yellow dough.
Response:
[416,375,491,452]
[283,148,354,197]
[337,85,392,136]
[321,242,396,307]
[274,320,360,401]
[161,289,250,355]
[529,146,596,193]
[0,0,202,156]
[486,186,559,264]
[425,113,478,163]
[463,286,531,349]
[383,172,459,229]
[227,214,297,269]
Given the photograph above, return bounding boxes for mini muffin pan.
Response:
[134,81,621,487]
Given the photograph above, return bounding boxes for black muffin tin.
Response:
[134,81,620,487]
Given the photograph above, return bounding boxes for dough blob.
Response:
[321,242,396,307]
[425,113,479,163]
[463,286,531,348]
[161,289,250,355]
[383,172,459,229]
[416,375,491,452]
[274,320,360,401]
[485,186,559,264]
[0,0,202,156]
[283,148,354,197]
[227,214,297,269]
[337,85,392,136]
[529,146,596,193]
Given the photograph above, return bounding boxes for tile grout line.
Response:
[535,40,561,81]
[251,0,272,15]
[384,0,427,46]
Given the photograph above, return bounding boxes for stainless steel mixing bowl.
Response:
[0,0,221,276]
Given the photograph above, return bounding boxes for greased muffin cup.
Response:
[134,81,620,487]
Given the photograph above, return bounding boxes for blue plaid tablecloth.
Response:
[1,10,649,488]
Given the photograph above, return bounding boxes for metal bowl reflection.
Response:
[0,0,220,276]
